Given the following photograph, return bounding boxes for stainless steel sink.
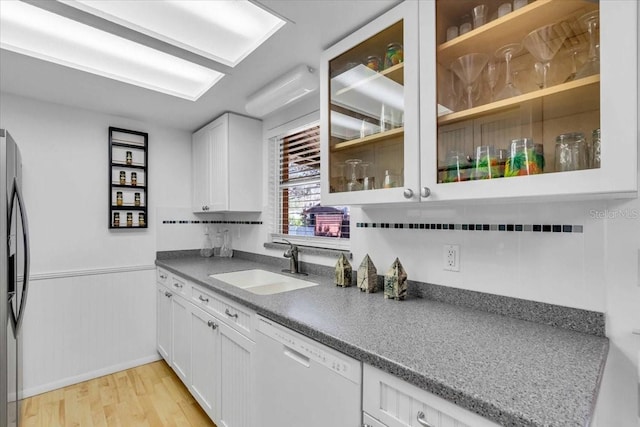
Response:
[209,269,318,295]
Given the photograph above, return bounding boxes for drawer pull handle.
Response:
[173,282,183,289]
[416,411,434,427]
[159,273,167,279]
[207,320,218,330]
[164,291,172,298]
[225,308,238,319]
[198,295,209,303]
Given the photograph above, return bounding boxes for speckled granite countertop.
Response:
[156,255,608,427]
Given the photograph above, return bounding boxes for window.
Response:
[270,120,349,249]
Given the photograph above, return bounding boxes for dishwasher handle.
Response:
[283,346,310,368]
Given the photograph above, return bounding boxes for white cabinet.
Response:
[170,293,191,384]
[364,412,388,427]
[192,112,263,213]
[189,305,219,421]
[320,0,637,205]
[156,283,172,362]
[218,321,255,427]
[320,1,421,205]
[363,364,499,427]
[418,0,637,202]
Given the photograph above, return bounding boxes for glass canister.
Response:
[442,151,470,183]
[555,132,587,172]
[505,138,542,176]
[472,146,499,179]
[384,42,403,69]
[591,128,601,169]
[365,55,382,71]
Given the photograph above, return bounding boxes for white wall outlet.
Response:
[443,244,460,272]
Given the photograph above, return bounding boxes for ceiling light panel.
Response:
[63,0,286,67]
[0,1,223,101]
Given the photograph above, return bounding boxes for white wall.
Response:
[0,93,193,395]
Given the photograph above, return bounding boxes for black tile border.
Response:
[356,222,583,233]
[162,220,262,225]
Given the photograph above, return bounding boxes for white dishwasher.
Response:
[255,315,362,427]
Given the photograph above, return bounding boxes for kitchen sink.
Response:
[209,269,318,295]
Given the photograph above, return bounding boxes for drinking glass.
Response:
[472,5,488,29]
[563,45,582,83]
[554,132,587,172]
[575,11,600,79]
[495,43,521,100]
[345,159,362,191]
[485,61,499,101]
[472,146,499,179]
[361,162,375,190]
[505,138,542,176]
[522,24,567,89]
[443,151,470,183]
[450,53,489,109]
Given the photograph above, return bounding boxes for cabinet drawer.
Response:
[168,274,189,298]
[363,364,499,427]
[364,412,388,427]
[191,284,255,339]
[157,268,169,285]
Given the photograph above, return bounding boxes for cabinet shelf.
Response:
[111,184,146,189]
[111,162,146,170]
[334,63,404,97]
[111,141,146,150]
[437,74,599,125]
[111,205,146,210]
[437,0,598,66]
[332,127,404,151]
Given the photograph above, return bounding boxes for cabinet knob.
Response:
[417,411,434,427]
[164,291,172,298]
[207,320,218,330]
[159,273,167,279]
[421,187,431,198]
[173,282,183,289]
[403,188,414,199]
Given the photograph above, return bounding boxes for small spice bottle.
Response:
[134,192,141,207]
[138,213,145,227]
[125,151,133,165]
[126,212,133,227]
[116,191,123,206]
[113,212,120,227]
[119,171,126,185]
[131,172,137,186]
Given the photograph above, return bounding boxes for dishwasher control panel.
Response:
[257,316,361,384]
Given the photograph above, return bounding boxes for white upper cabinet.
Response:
[320,0,637,205]
[192,112,263,212]
[420,0,637,202]
[320,1,421,205]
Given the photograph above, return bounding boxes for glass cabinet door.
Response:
[435,0,600,184]
[321,1,420,205]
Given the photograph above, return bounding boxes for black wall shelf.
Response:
[109,127,148,229]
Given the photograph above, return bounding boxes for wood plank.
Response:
[332,127,404,151]
[20,360,217,427]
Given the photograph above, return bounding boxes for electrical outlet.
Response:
[443,244,460,272]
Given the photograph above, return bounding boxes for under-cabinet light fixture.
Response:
[0,1,224,101]
[62,0,286,68]
[245,64,319,117]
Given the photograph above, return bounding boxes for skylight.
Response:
[0,1,225,101]
[62,0,286,67]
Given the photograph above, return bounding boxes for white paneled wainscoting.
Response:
[21,267,159,398]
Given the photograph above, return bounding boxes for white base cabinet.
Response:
[363,364,499,427]
[156,269,256,427]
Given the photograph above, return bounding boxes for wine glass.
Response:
[575,10,599,79]
[361,162,375,190]
[522,24,567,89]
[495,43,522,100]
[485,61,499,102]
[450,53,489,109]
[563,45,582,83]
[345,159,362,191]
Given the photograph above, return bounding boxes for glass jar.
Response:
[131,172,137,186]
[125,151,133,165]
[113,212,120,227]
[442,151,470,183]
[505,138,542,176]
[591,128,601,169]
[365,55,382,72]
[138,213,145,227]
[116,191,123,206]
[554,132,587,172]
[126,212,133,227]
[134,192,141,207]
[119,171,126,185]
[384,43,403,69]
[472,146,499,179]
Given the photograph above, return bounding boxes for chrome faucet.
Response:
[282,239,300,274]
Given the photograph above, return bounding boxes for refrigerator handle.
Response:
[10,177,30,334]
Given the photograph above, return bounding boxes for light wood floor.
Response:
[20,360,217,427]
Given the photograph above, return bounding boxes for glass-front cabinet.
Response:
[320,1,421,205]
[420,0,637,201]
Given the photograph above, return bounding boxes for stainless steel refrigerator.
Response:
[1,129,30,427]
